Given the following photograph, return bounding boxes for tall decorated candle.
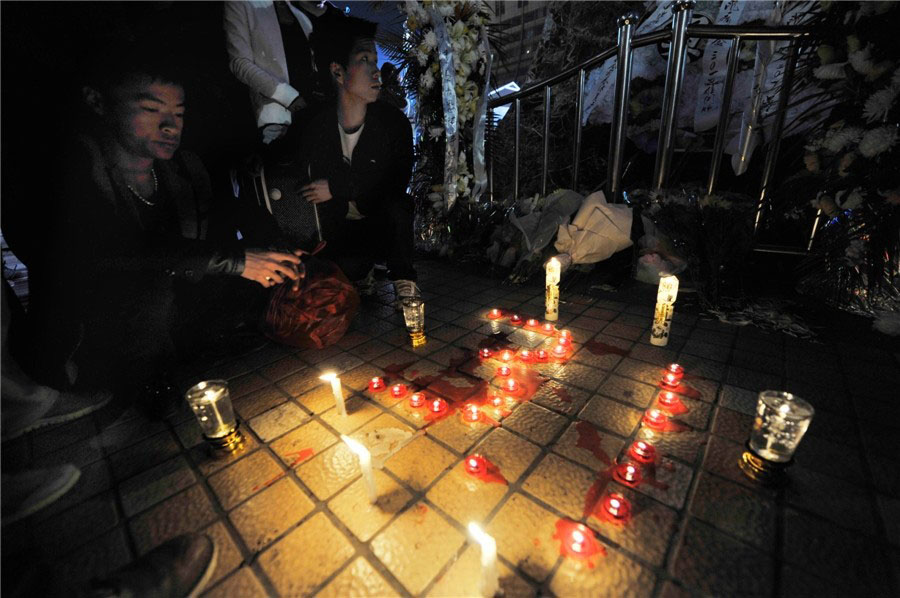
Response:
[545,257,561,321]
[467,522,500,598]
[651,274,679,346]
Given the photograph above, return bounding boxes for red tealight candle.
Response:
[536,349,548,361]
[519,350,532,362]
[505,379,518,392]
[526,318,539,328]
[569,528,587,553]
[560,329,572,340]
[542,323,555,333]
[488,308,502,320]
[557,334,571,346]
[465,454,485,474]
[501,350,513,362]
[409,392,425,408]
[643,408,667,429]
[431,398,447,414]
[552,344,567,357]
[510,314,523,325]
[491,395,504,407]
[615,462,642,485]
[464,404,481,422]
[603,492,631,520]
[497,365,511,377]
[629,440,656,463]
[391,383,407,397]
[480,347,492,359]
[661,363,684,388]
[369,377,385,392]
[658,391,678,408]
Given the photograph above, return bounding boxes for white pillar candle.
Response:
[341,435,377,503]
[651,274,679,346]
[545,257,561,321]
[319,373,347,417]
[467,522,499,598]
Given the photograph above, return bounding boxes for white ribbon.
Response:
[429,8,459,212]
[470,27,492,203]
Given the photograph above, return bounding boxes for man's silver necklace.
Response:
[126,168,158,207]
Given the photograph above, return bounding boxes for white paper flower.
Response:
[839,187,865,210]
[416,48,429,67]
[814,63,847,80]
[437,2,454,18]
[858,125,899,158]
[863,87,898,123]
[421,69,435,91]
[823,126,863,153]
[423,31,438,51]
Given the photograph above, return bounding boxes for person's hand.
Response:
[241,249,305,290]
[287,96,307,112]
[260,123,288,144]
[300,179,333,204]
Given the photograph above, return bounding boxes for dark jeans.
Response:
[321,197,416,283]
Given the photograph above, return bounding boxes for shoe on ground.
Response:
[80,533,217,598]
[392,279,421,310]
[355,267,377,297]
[5,389,113,440]
[1,465,81,526]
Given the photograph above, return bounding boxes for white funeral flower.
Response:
[404,0,425,20]
[456,61,471,79]
[840,187,865,210]
[438,2,454,18]
[814,63,847,80]
[451,19,466,37]
[858,125,899,158]
[423,31,438,51]
[823,126,863,153]
[428,126,444,141]
[863,87,898,123]
[421,69,435,90]
[416,48,429,67]
[462,50,478,67]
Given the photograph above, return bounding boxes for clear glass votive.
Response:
[185,380,237,439]
[748,391,814,463]
[401,297,426,347]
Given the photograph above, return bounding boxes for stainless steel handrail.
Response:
[485,5,811,252]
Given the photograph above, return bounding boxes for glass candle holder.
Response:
[409,392,426,408]
[401,298,426,347]
[185,380,243,456]
[748,391,814,463]
[509,314,523,325]
[464,404,481,423]
[603,492,631,520]
[497,365,511,377]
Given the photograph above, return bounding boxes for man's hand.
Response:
[242,249,306,291]
[300,179,332,204]
[287,96,307,112]
[260,123,288,144]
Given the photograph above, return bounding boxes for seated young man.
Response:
[302,16,418,303]
[23,46,305,411]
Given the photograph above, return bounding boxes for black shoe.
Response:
[81,533,217,598]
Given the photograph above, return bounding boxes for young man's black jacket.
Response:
[296,100,414,235]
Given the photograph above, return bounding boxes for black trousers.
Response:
[321,198,416,283]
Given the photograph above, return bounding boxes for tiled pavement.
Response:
[3,260,899,597]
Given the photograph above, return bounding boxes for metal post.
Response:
[487,107,494,203]
[572,68,586,192]
[807,209,822,251]
[652,0,694,192]
[754,40,799,233]
[706,37,741,196]
[608,12,639,202]
[541,85,551,197]
[514,98,520,202]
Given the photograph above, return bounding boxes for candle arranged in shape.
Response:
[501,350,513,362]
[467,522,500,598]
[553,343,567,358]
[319,373,346,417]
[466,454,486,474]
[480,348,492,359]
[409,392,425,408]
[644,408,668,429]
[431,398,447,414]
[510,314,523,325]
[545,257,560,321]
[391,384,407,398]
[497,365,511,377]
[658,390,678,407]
[651,274,679,346]
[536,349,548,361]
[369,377,385,392]
[603,492,631,520]
[629,440,656,463]
[341,435,376,503]
[488,308,502,320]
[464,404,481,422]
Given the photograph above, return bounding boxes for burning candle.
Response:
[542,323,555,333]
[497,365,511,377]
[500,350,513,362]
[569,528,587,554]
[504,379,518,393]
[391,383,407,398]
[658,391,678,407]
[431,398,447,414]
[536,349,548,361]
[519,350,532,362]
[526,318,539,328]
[464,404,481,422]
[341,435,376,503]
[603,492,631,520]
[466,454,485,474]
[487,308,502,320]
[491,395,503,407]
[643,408,668,429]
[559,329,571,341]
[629,440,656,463]
[545,257,560,322]
[369,377,385,392]
[552,343,567,358]
[409,392,425,408]
[467,523,500,598]
[615,462,642,485]
[666,363,684,382]
[651,274,679,347]
[557,333,571,346]
[480,348,492,359]
[319,372,346,417]
[510,314,523,325]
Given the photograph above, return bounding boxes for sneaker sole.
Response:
[2,467,81,526]
[186,540,219,598]
[6,393,113,440]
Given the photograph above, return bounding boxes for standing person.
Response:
[26,45,305,415]
[224,0,342,147]
[301,15,420,303]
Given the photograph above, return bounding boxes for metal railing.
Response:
[486,0,812,253]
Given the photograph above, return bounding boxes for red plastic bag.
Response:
[263,259,359,349]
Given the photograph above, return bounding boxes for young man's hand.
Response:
[300,179,332,204]
[241,249,305,291]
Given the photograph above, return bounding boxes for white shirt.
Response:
[339,123,366,220]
